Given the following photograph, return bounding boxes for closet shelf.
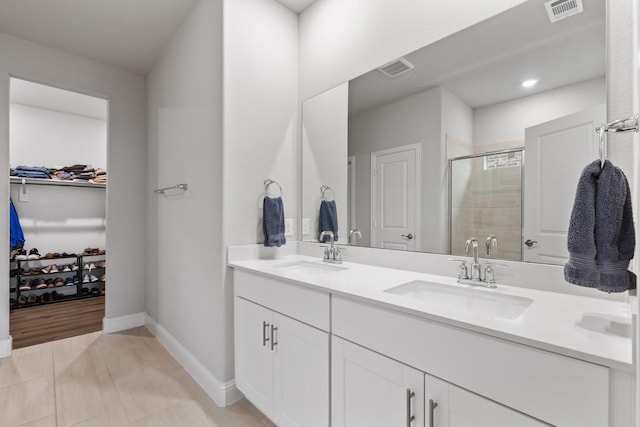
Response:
[10,177,106,189]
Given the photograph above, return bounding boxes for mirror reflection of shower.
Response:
[449,149,523,261]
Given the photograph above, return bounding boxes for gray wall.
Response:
[0,31,146,344]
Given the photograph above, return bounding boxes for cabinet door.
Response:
[273,312,329,427]
[234,297,274,418]
[332,336,424,427]
[425,375,546,427]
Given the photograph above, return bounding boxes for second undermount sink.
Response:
[275,260,348,275]
[384,280,533,320]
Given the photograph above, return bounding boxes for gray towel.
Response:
[564,160,636,292]
[565,160,601,288]
[595,160,636,292]
[263,196,286,247]
[319,200,338,242]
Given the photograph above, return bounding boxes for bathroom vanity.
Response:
[229,245,635,427]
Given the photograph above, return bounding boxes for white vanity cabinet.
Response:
[332,336,545,427]
[234,270,330,427]
[332,336,425,427]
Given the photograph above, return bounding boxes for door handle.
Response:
[401,233,414,240]
[428,399,438,427]
[270,324,278,351]
[262,321,270,346]
[406,388,415,426]
[524,239,538,248]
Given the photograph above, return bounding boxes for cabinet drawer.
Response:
[234,270,330,331]
[333,296,609,427]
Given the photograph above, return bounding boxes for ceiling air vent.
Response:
[377,58,415,78]
[544,0,584,23]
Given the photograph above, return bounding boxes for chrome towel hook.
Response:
[264,179,283,197]
[320,184,335,201]
[595,114,640,168]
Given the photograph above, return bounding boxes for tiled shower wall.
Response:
[450,151,522,261]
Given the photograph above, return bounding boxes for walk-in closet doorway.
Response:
[8,78,108,348]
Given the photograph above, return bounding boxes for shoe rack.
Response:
[10,253,106,309]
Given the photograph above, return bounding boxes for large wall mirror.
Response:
[302,0,606,265]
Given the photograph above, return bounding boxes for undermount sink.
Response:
[275,260,348,275]
[384,280,533,320]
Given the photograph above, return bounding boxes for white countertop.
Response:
[229,254,634,371]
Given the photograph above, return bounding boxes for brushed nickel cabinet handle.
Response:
[270,324,278,350]
[428,399,438,427]
[262,321,270,346]
[406,388,415,426]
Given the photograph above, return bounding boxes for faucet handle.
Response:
[483,262,507,285]
[448,258,468,280]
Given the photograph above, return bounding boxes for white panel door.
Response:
[332,336,424,427]
[273,313,330,427]
[424,374,546,427]
[234,298,274,419]
[523,105,605,264]
[371,144,420,251]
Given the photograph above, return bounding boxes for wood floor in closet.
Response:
[10,296,104,349]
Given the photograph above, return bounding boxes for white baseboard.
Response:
[103,312,146,333]
[0,335,12,358]
[145,314,242,407]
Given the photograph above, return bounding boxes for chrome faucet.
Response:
[349,229,362,245]
[486,235,498,257]
[319,231,342,264]
[465,238,481,281]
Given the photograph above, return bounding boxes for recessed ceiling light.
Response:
[521,79,538,88]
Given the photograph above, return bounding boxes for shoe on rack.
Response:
[19,280,32,291]
[35,279,47,289]
[54,278,64,287]
[90,275,99,283]
[83,275,90,283]
[90,287,101,296]
[99,287,105,295]
[26,294,37,304]
[62,265,71,272]
[27,248,41,260]
[82,287,89,296]
[41,292,51,303]
[15,249,28,261]
[100,274,106,282]
[96,261,106,268]
[41,265,52,274]
[45,279,55,288]
[64,277,75,286]
[18,295,27,305]
[71,263,79,271]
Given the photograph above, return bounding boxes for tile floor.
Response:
[0,327,276,426]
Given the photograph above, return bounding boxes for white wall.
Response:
[223,0,298,385]
[302,83,348,243]
[10,185,106,255]
[299,0,527,100]
[0,32,146,348]
[10,103,107,169]
[474,77,606,146]
[146,0,225,386]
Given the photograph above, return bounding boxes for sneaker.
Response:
[19,280,32,291]
[49,265,59,273]
[41,265,52,274]
[90,275,99,282]
[100,274,106,282]
[64,277,75,286]
[83,275,90,283]
[15,249,27,260]
[35,279,47,289]
[62,265,71,272]
[27,248,41,260]
[18,295,27,305]
[71,263,79,271]
[54,278,65,287]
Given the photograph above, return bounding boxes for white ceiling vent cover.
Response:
[377,58,415,78]
[544,0,584,23]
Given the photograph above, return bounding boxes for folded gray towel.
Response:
[565,160,636,292]
[263,196,286,247]
[565,160,601,288]
[319,200,338,242]
[595,160,636,292]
